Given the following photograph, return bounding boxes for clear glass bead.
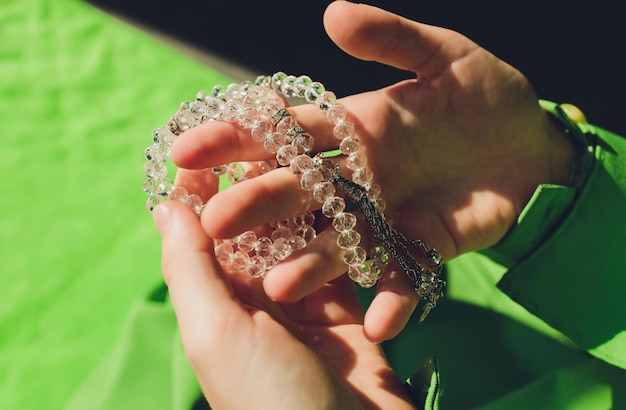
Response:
[142,178,158,196]
[346,151,368,170]
[186,194,203,215]
[304,82,325,103]
[236,231,257,253]
[223,99,241,122]
[326,104,347,125]
[251,119,273,142]
[271,72,287,88]
[255,237,273,258]
[258,160,277,175]
[269,218,290,228]
[205,96,225,120]
[347,265,362,282]
[293,212,315,226]
[276,116,297,134]
[337,229,361,249]
[231,250,250,272]
[195,90,209,101]
[227,162,246,184]
[290,154,313,175]
[211,165,228,176]
[333,120,355,140]
[264,132,286,154]
[272,237,292,260]
[174,109,196,131]
[371,245,390,264]
[271,226,292,241]
[322,196,346,218]
[189,100,208,121]
[300,169,323,191]
[144,160,168,179]
[247,255,267,278]
[352,167,374,185]
[313,181,336,203]
[145,196,160,212]
[169,185,189,202]
[343,246,367,266]
[288,235,307,251]
[276,144,298,166]
[313,155,337,181]
[295,75,312,98]
[294,225,316,243]
[214,242,234,265]
[292,133,314,154]
[279,75,298,98]
[211,84,225,97]
[332,212,357,232]
[316,91,337,111]
[339,136,361,155]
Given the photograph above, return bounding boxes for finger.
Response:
[263,228,346,303]
[153,201,250,352]
[201,167,315,239]
[174,168,220,203]
[171,120,272,170]
[323,1,477,79]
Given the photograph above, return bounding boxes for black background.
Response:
[87,0,625,135]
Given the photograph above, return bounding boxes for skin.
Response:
[156,1,580,407]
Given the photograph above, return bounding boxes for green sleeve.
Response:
[488,101,626,369]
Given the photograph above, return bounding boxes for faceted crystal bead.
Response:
[316,91,337,111]
[269,218,290,228]
[237,107,258,129]
[322,196,346,218]
[186,194,203,215]
[276,144,298,166]
[205,96,225,120]
[346,151,368,170]
[288,235,307,251]
[298,212,317,227]
[326,104,347,125]
[304,82,325,103]
[144,160,168,179]
[257,160,277,175]
[154,178,173,197]
[339,136,361,155]
[195,90,209,101]
[255,237,274,258]
[236,231,257,253]
[313,181,336,203]
[174,109,196,131]
[332,212,357,232]
[211,165,228,176]
[276,116,297,134]
[210,84,225,97]
[142,178,158,196]
[271,72,287,88]
[337,230,361,249]
[343,246,367,266]
[291,133,314,154]
[264,132,286,154]
[371,245,390,264]
[333,120,355,140]
[294,225,316,243]
[247,255,267,278]
[426,249,442,266]
[295,75,312,98]
[313,156,337,181]
[214,242,234,265]
[347,265,363,282]
[189,100,208,121]
[352,167,374,186]
[300,169,323,191]
[251,119,273,142]
[145,196,160,212]
[227,162,246,184]
[272,237,292,260]
[271,226,292,241]
[223,99,242,122]
[290,154,313,175]
[279,75,298,98]
[169,185,189,202]
[230,250,250,273]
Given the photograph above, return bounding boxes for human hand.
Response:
[171,1,579,342]
[152,197,415,409]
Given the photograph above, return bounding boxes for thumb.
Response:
[323,1,476,79]
[152,201,248,355]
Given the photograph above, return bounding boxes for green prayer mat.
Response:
[0,0,232,407]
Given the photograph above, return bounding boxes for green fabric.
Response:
[0,0,232,408]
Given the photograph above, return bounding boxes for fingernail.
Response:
[152,204,173,236]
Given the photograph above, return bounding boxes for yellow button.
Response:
[560,103,587,124]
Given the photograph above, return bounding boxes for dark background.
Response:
[87,0,625,135]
